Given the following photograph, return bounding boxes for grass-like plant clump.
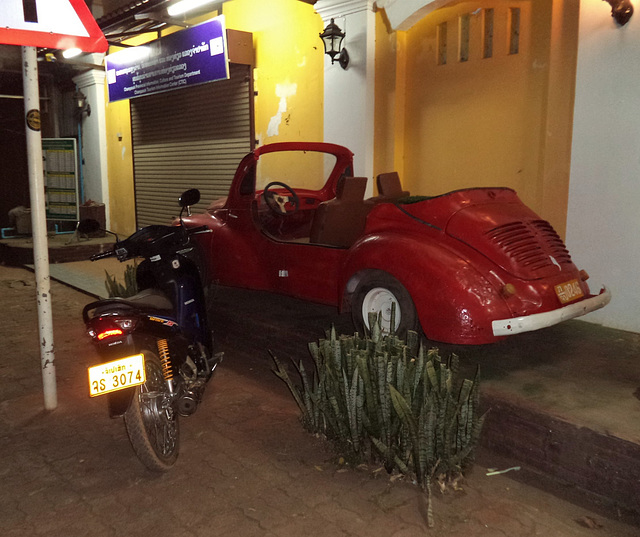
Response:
[104,262,138,298]
[272,315,484,527]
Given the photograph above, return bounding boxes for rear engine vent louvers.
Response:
[486,220,571,273]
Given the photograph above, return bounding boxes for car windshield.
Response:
[256,150,337,192]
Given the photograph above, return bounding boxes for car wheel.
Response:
[352,272,418,337]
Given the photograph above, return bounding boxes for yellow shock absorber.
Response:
[157,339,173,381]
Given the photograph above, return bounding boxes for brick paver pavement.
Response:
[0,265,637,537]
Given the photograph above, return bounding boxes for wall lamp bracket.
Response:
[320,18,349,70]
[605,0,634,26]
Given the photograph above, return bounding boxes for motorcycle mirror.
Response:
[179,189,200,208]
[77,218,102,234]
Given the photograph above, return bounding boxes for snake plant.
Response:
[272,315,484,527]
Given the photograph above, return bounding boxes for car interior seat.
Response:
[369,171,410,202]
[309,176,373,248]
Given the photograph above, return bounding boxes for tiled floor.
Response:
[46,258,135,298]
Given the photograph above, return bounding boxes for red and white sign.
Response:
[0,0,107,52]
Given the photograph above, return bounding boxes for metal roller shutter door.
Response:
[131,63,252,227]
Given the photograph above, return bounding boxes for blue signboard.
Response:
[105,16,229,102]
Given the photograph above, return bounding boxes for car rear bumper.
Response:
[492,286,612,337]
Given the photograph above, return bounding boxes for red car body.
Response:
[183,142,610,344]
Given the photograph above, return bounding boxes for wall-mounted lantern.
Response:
[605,0,634,25]
[319,18,349,70]
[74,90,91,119]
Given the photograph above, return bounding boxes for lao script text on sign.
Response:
[105,16,229,103]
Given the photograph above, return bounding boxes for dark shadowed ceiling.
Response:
[94,0,317,46]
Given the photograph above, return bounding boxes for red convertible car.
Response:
[183,142,610,345]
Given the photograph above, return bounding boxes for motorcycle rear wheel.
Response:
[124,350,179,471]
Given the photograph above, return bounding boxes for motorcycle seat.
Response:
[83,289,175,323]
[123,288,174,311]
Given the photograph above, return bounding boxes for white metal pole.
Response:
[22,45,57,411]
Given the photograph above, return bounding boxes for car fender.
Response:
[341,231,513,344]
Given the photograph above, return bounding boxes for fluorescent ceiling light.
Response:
[107,46,151,64]
[167,0,217,17]
[62,48,82,59]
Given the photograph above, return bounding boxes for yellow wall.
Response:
[104,66,135,236]
[537,0,580,239]
[105,34,158,236]
[104,0,324,235]
[374,0,579,237]
[223,0,324,145]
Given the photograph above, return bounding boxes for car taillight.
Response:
[501,283,517,298]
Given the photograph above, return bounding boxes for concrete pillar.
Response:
[315,0,376,197]
[72,65,110,228]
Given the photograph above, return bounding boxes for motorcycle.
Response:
[81,189,221,471]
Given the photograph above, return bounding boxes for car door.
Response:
[276,241,346,306]
[250,146,349,304]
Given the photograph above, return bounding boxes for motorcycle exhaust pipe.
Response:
[177,391,199,416]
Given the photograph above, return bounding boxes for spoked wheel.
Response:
[352,271,419,338]
[124,350,179,471]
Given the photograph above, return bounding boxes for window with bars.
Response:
[509,7,521,55]
[437,22,448,65]
[459,14,470,62]
[483,8,494,59]
[435,7,520,66]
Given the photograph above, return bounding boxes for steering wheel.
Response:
[263,181,300,216]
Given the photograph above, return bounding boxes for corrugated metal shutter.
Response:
[131,63,252,227]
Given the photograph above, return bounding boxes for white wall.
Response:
[73,67,111,228]
[566,0,640,333]
[316,0,375,196]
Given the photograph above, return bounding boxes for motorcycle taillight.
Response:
[97,328,123,340]
[88,316,138,341]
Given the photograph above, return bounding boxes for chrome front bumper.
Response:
[492,287,612,337]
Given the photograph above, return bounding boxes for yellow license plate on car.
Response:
[88,354,145,397]
[554,279,584,305]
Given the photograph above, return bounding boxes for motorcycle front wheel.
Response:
[123,350,179,471]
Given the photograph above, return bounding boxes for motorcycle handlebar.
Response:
[90,250,116,262]
[89,224,208,262]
